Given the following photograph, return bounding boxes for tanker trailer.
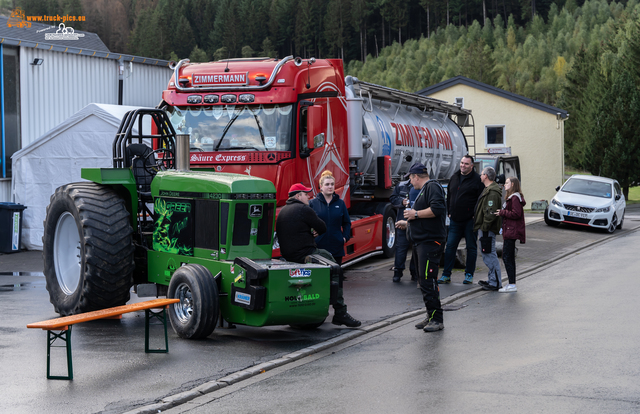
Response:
[344,76,470,195]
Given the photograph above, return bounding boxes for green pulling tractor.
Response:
[42,109,337,338]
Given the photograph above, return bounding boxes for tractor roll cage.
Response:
[112,109,177,169]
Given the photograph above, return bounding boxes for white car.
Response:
[545,174,626,233]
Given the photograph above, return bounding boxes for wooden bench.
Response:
[27,298,180,380]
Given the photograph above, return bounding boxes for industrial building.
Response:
[0,15,172,202]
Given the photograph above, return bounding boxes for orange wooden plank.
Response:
[27,298,180,330]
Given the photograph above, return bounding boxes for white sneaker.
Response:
[499,284,517,293]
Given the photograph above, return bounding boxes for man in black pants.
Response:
[439,154,484,285]
[397,163,447,332]
[276,183,361,328]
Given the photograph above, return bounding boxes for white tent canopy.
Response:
[11,103,151,250]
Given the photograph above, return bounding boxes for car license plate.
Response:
[567,211,588,218]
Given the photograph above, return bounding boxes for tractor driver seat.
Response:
[126,143,155,196]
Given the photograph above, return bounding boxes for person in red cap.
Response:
[276,182,361,327]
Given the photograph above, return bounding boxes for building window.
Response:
[455,97,464,108]
[485,125,505,147]
[1,45,21,178]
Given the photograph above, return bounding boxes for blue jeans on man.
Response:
[478,230,502,289]
[440,218,477,283]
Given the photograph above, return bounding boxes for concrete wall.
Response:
[428,84,564,205]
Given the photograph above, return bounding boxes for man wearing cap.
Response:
[276,183,361,327]
[397,163,447,332]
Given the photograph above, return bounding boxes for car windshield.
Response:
[167,104,294,152]
[561,178,612,199]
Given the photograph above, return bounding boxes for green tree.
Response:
[261,37,277,58]
[189,45,208,62]
[173,14,196,59]
[241,45,254,58]
[586,70,640,198]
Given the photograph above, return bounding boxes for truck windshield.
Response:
[167,104,293,151]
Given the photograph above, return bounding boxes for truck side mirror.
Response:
[307,105,324,150]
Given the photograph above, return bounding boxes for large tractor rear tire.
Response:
[43,182,135,315]
[168,264,219,339]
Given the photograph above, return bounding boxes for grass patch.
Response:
[627,186,640,204]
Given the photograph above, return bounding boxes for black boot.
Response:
[332,312,361,327]
[393,270,403,283]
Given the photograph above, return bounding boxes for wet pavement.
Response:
[169,227,640,413]
[1,207,639,413]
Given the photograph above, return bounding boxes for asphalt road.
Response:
[1,209,639,413]
[169,227,640,414]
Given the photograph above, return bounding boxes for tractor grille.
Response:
[564,204,594,213]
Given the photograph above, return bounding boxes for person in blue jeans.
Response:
[438,155,485,285]
[389,178,420,282]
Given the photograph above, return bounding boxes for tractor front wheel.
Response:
[168,264,219,339]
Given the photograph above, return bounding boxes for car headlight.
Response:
[595,205,611,212]
[551,198,564,208]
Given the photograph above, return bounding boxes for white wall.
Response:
[122,61,172,107]
[20,47,118,149]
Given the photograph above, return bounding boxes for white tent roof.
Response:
[11,103,150,250]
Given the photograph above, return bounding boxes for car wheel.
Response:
[607,213,618,234]
[544,207,560,227]
[616,211,624,229]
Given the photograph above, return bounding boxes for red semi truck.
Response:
[158,56,474,265]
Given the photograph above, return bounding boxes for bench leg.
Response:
[145,307,170,353]
[46,327,73,380]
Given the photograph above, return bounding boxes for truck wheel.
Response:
[382,204,397,258]
[289,318,326,330]
[168,264,218,339]
[43,183,135,315]
[544,207,560,227]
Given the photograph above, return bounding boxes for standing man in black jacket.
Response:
[276,183,361,327]
[397,163,447,332]
[438,155,485,285]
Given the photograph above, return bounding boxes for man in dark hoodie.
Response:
[276,183,361,327]
[439,155,485,285]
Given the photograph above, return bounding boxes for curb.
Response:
[122,223,640,414]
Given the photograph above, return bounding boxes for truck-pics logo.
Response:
[45,23,85,41]
[289,269,312,278]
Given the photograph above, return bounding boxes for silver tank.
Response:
[345,77,467,182]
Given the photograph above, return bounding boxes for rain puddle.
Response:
[0,271,45,291]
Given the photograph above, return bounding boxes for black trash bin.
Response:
[0,202,27,253]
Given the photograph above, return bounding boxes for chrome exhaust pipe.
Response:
[175,134,190,171]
